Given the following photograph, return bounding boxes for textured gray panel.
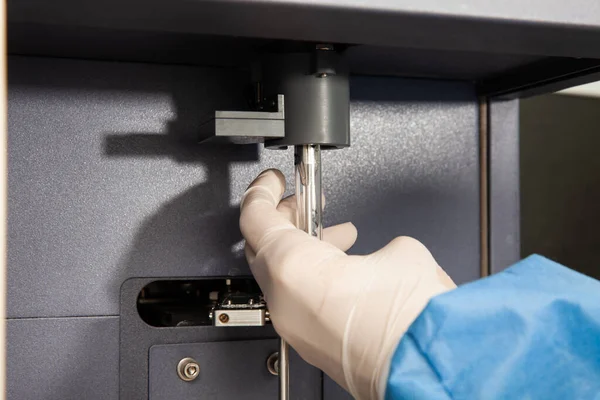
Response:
[120,278,280,400]
[9,57,479,322]
[149,340,320,400]
[7,24,545,83]
[10,0,600,28]
[8,0,600,58]
[150,340,279,400]
[337,77,480,283]
[489,99,521,273]
[324,378,353,400]
[8,56,256,318]
[7,317,119,400]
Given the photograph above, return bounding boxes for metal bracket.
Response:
[209,287,270,327]
[200,94,285,144]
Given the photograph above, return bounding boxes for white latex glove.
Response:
[240,169,456,400]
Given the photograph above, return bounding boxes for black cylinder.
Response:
[263,51,350,149]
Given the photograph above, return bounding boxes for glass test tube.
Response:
[279,144,323,400]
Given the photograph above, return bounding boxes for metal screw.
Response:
[218,313,229,323]
[267,352,279,376]
[316,43,334,51]
[316,43,334,78]
[177,358,200,382]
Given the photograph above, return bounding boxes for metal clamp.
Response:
[200,94,285,144]
[209,288,270,327]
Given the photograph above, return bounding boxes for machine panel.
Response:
[8,55,484,398]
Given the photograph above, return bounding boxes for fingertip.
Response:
[340,222,358,242]
[240,169,296,251]
[348,221,357,233]
[272,168,286,188]
[257,169,285,192]
[241,169,287,210]
[261,169,286,198]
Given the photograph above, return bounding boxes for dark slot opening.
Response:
[137,278,262,327]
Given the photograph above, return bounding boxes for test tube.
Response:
[294,144,323,239]
[279,144,323,400]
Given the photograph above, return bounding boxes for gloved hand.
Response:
[240,169,456,400]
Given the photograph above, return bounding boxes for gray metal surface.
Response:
[339,77,480,283]
[489,99,521,273]
[205,95,285,144]
[9,56,480,320]
[121,278,320,400]
[9,55,481,400]
[8,56,254,318]
[7,24,547,83]
[8,0,600,58]
[264,52,350,148]
[7,316,119,400]
[324,379,353,400]
[149,340,319,400]
[120,278,282,400]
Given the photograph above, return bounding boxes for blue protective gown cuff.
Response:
[385,255,600,400]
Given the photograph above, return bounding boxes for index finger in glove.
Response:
[240,169,296,253]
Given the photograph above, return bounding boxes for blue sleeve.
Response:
[385,255,600,400]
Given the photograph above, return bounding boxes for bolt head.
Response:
[218,313,229,323]
[184,364,199,378]
[266,352,279,376]
[177,358,200,382]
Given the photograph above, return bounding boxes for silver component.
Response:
[213,309,267,327]
[177,357,200,382]
[211,290,268,327]
[295,145,323,239]
[200,94,285,144]
[266,352,279,376]
[275,145,324,400]
[220,301,264,310]
[279,339,289,400]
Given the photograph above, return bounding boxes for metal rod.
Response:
[276,145,323,400]
[279,338,289,400]
[294,145,323,239]
[478,97,490,278]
